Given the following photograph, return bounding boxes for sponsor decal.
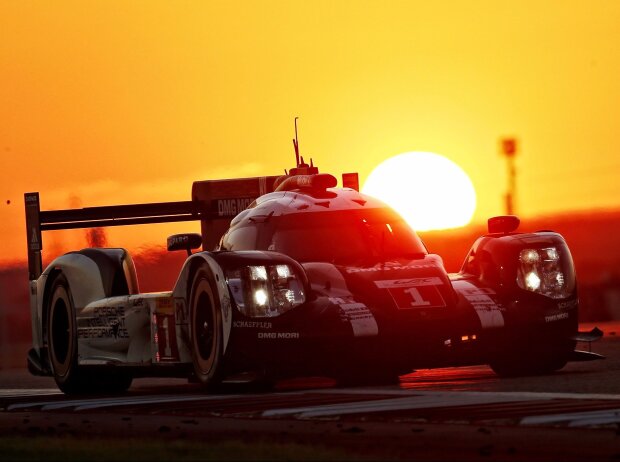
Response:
[329,296,354,304]
[329,297,379,337]
[258,332,300,339]
[471,305,505,328]
[216,197,254,217]
[346,263,438,273]
[78,326,128,339]
[29,227,41,251]
[458,287,496,296]
[233,320,273,329]
[154,313,179,361]
[463,294,498,304]
[545,312,569,323]
[338,302,379,337]
[374,277,443,289]
[93,306,124,317]
[78,306,129,339]
[168,235,190,247]
[25,194,41,251]
[155,297,174,315]
[456,284,504,328]
[558,299,578,310]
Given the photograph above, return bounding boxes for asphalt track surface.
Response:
[1,322,620,461]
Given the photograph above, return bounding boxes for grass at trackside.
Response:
[0,436,365,461]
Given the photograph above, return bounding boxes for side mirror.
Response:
[488,215,520,234]
[167,233,202,256]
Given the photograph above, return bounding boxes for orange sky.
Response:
[1,1,619,264]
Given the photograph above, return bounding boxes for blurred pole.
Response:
[501,138,517,215]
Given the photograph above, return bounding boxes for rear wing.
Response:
[25,172,359,281]
[24,193,204,281]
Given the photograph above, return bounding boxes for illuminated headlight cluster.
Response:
[517,247,571,298]
[226,264,305,317]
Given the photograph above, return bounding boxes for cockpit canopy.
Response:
[219,206,427,264]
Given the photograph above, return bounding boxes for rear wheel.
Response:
[48,274,86,394]
[189,267,224,389]
[47,273,132,394]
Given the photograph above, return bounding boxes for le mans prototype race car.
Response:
[24,149,603,394]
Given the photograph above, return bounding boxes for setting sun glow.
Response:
[362,152,477,231]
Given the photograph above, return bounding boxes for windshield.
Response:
[266,208,427,264]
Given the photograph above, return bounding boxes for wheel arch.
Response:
[172,252,233,354]
[41,253,107,309]
[40,254,106,345]
[40,249,140,348]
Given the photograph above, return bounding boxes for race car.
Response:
[24,155,603,394]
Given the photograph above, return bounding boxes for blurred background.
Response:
[1,0,619,368]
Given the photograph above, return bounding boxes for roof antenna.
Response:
[287,117,319,176]
[293,117,300,167]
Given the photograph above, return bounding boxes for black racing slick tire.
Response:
[189,266,224,389]
[489,355,568,377]
[47,273,132,395]
[47,274,86,394]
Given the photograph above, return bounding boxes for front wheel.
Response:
[489,355,568,377]
[189,266,224,389]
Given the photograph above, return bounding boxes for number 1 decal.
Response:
[374,278,446,310]
[404,287,431,307]
[156,314,179,361]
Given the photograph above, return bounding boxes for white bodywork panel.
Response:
[31,254,108,354]
[77,292,192,366]
[451,279,505,329]
[31,250,234,370]
[43,253,107,308]
[302,262,378,338]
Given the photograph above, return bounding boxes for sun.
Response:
[362,152,476,231]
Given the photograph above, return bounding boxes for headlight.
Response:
[516,246,573,298]
[226,264,306,317]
